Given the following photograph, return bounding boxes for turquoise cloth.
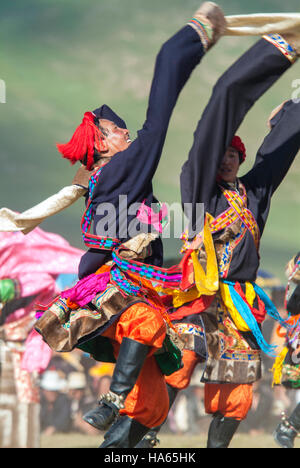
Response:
[223,280,285,357]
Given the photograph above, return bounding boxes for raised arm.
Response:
[242,100,300,200]
[180,35,295,229]
[96,25,206,193]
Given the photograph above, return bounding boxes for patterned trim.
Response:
[221,349,260,362]
[80,168,121,251]
[282,364,300,388]
[263,33,297,64]
[49,297,70,324]
[187,18,211,51]
[217,184,260,250]
[174,322,205,339]
[218,227,247,279]
[112,248,182,289]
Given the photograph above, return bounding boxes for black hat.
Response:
[93,104,127,129]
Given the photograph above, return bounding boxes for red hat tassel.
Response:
[57,111,107,170]
[230,135,246,163]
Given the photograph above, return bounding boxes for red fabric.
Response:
[57,111,106,170]
[169,295,215,321]
[165,350,199,390]
[179,250,195,291]
[230,135,246,162]
[102,303,167,352]
[102,303,168,427]
[234,282,266,324]
[204,383,253,421]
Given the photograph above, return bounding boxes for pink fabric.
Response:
[0,228,84,323]
[0,228,84,377]
[21,329,52,374]
[136,201,168,233]
[61,271,110,306]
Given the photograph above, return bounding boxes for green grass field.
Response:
[1,0,300,280]
[41,431,300,449]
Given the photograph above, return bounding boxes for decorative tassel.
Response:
[272,347,289,386]
[230,135,246,162]
[57,111,107,170]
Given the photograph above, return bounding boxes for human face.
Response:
[99,119,132,157]
[217,146,240,183]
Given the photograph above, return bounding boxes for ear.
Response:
[95,134,109,154]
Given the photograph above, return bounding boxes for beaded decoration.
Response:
[187,17,212,51]
[81,167,121,251]
[263,33,297,64]
[285,257,300,309]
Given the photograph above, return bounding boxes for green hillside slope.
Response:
[0,0,299,280]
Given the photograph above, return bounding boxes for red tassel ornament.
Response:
[230,135,246,163]
[56,111,107,170]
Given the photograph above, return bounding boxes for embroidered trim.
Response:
[218,184,260,250]
[187,18,211,51]
[263,33,297,64]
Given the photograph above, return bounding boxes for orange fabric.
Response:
[169,295,214,321]
[120,356,169,427]
[95,264,111,274]
[165,350,200,390]
[102,302,167,354]
[126,272,180,336]
[204,383,253,421]
[102,302,168,427]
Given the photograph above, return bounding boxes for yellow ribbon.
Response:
[159,214,219,308]
[219,282,250,332]
[272,347,289,386]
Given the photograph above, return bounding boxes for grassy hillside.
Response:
[0,0,299,280]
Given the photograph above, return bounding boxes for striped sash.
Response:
[210,183,260,250]
[81,168,121,251]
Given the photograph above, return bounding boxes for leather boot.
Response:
[188,2,226,51]
[135,384,179,448]
[100,415,149,448]
[273,405,300,448]
[83,338,149,431]
[207,413,240,448]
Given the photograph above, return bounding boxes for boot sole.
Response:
[273,430,293,449]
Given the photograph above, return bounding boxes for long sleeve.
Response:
[244,100,300,192]
[180,37,293,231]
[93,26,205,204]
[240,100,300,234]
[79,26,205,278]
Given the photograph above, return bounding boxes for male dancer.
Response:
[137,30,300,449]
[273,253,300,448]
[36,3,227,448]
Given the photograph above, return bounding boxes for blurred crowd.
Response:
[39,287,300,440]
[39,350,114,436]
[39,349,300,438]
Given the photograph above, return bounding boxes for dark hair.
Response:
[82,118,111,167]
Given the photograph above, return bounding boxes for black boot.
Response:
[273,405,300,448]
[207,413,240,448]
[83,338,149,431]
[135,383,179,448]
[100,415,150,448]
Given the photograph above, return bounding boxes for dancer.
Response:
[137,30,300,449]
[35,3,227,448]
[273,253,300,448]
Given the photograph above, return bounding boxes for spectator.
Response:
[40,371,71,435]
[67,372,98,435]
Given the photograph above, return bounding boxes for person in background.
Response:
[273,253,300,448]
[67,372,99,435]
[40,371,71,435]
